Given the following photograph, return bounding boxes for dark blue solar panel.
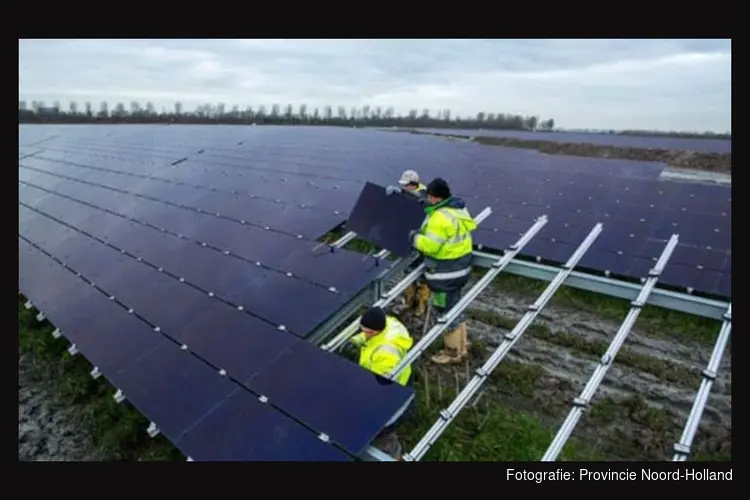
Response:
[224,271,347,337]
[715,272,731,297]
[248,341,414,455]
[177,304,297,384]
[345,182,426,257]
[281,247,382,295]
[175,389,352,461]
[660,263,722,293]
[114,340,239,441]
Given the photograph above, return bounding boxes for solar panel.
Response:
[345,182,426,257]
[247,340,414,455]
[174,389,352,461]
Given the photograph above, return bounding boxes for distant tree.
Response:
[69,101,78,114]
[175,102,182,115]
[84,101,92,117]
[324,105,333,120]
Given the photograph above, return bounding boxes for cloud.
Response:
[18,38,731,132]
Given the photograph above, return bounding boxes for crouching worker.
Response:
[350,306,416,459]
[409,178,477,365]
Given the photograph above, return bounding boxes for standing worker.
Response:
[386,170,431,315]
[350,306,415,459]
[409,178,477,365]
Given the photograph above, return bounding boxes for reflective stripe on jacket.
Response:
[413,196,477,292]
[357,316,414,386]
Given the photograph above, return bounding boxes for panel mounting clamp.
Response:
[113,389,126,404]
[147,422,160,438]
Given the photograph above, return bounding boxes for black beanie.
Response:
[427,178,451,199]
[360,306,386,331]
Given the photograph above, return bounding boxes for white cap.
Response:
[398,170,419,185]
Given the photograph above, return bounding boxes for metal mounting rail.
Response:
[402,222,603,461]
[672,302,732,462]
[320,207,492,352]
[540,234,680,462]
[385,215,548,380]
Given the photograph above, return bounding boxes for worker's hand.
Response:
[349,332,366,347]
[408,229,417,245]
[385,185,401,196]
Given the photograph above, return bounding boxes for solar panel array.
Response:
[18,123,732,459]
[413,127,732,154]
[18,124,417,461]
[20,124,731,296]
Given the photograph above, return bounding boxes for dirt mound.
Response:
[404,130,732,174]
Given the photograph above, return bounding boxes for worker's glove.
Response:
[408,229,418,245]
[349,332,366,347]
[385,185,401,196]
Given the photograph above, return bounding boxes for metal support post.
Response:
[320,207,493,352]
[672,303,732,461]
[402,222,603,461]
[540,234,680,462]
[386,215,549,380]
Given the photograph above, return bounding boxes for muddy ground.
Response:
[397,278,731,461]
[18,353,104,461]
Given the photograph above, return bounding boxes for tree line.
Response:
[18,100,730,140]
[18,99,555,132]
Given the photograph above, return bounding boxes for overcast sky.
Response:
[19,39,731,132]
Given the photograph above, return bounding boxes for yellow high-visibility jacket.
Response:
[354,316,414,386]
[413,196,477,292]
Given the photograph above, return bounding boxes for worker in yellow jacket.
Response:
[409,178,477,365]
[386,170,431,316]
[350,306,415,459]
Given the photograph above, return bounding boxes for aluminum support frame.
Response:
[402,223,603,461]
[541,234,680,462]
[470,252,729,321]
[386,216,548,380]
[672,303,732,461]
